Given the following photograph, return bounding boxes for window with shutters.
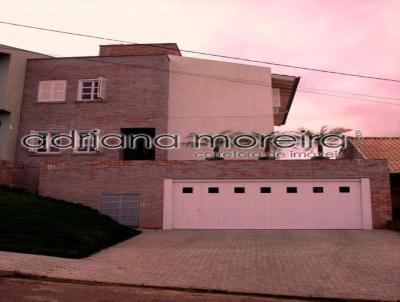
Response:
[37,80,67,102]
[78,78,106,101]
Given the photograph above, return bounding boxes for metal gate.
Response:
[100,193,139,227]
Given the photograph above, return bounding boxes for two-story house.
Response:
[11,43,392,230]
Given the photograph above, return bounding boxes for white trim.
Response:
[171,178,362,183]
[98,77,107,99]
[163,179,174,229]
[360,178,373,229]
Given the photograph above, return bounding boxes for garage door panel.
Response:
[172,180,365,229]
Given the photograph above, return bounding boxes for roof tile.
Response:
[349,137,400,173]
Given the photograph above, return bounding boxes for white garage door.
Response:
[167,179,371,229]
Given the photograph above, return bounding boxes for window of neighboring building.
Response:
[287,187,298,193]
[30,131,61,154]
[37,80,67,102]
[78,78,106,101]
[74,130,98,154]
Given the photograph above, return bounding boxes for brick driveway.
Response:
[1,230,400,301]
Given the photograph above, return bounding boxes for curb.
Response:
[0,270,396,302]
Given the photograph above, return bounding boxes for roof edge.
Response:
[282,76,300,124]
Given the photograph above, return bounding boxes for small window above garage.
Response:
[234,187,245,193]
[287,187,297,193]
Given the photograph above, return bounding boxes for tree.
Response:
[297,126,351,159]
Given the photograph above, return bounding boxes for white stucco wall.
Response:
[167,55,274,160]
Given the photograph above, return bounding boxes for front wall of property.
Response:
[16,55,170,191]
[38,159,392,229]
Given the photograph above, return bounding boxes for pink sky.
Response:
[0,0,399,136]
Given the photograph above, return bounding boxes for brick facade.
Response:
[13,47,393,231]
[16,55,170,191]
[38,159,392,229]
[0,160,36,189]
[99,43,181,56]
[0,160,16,187]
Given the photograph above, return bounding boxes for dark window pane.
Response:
[208,187,219,193]
[313,187,324,193]
[234,187,245,193]
[287,187,297,193]
[121,128,156,161]
[82,88,92,93]
[182,187,193,194]
[339,186,350,193]
[83,82,92,87]
[81,94,92,100]
[260,187,271,193]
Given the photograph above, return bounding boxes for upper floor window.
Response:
[78,78,106,101]
[37,80,67,102]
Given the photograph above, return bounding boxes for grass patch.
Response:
[0,186,140,258]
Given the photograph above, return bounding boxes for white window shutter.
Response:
[95,129,103,152]
[52,81,67,101]
[28,130,39,152]
[98,77,107,99]
[38,81,66,102]
[38,82,52,102]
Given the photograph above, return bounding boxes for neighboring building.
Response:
[343,137,400,219]
[0,44,49,161]
[4,43,392,230]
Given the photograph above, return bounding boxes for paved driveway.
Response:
[1,230,400,301]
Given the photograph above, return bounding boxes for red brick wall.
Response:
[99,44,181,56]
[38,159,392,229]
[16,55,170,190]
[0,160,16,187]
[0,160,35,190]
